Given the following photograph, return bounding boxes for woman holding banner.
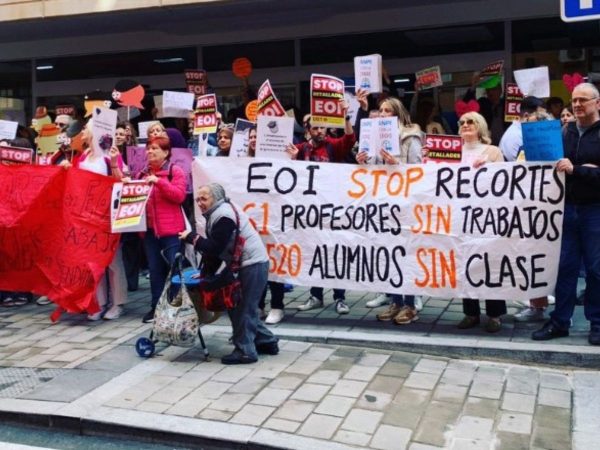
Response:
[455,111,507,333]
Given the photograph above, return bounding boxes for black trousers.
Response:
[259,281,285,310]
[463,299,507,318]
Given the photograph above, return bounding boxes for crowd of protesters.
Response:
[2,68,599,364]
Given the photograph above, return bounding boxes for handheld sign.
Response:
[353,54,382,93]
[230,119,256,158]
[112,80,145,109]
[194,94,218,135]
[232,57,253,79]
[0,119,18,141]
[92,107,118,157]
[255,115,294,159]
[479,60,504,79]
[0,145,34,165]
[184,69,208,97]
[111,181,152,233]
[55,105,75,116]
[514,66,550,98]
[310,74,345,129]
[162,90,195,118]
[522,120,563,161]
[416,66,443,91]
[424,134,462,163]
[257,80,285,117]
[504,83,524,122]
[358,117,400,162]
[245,100,258,122]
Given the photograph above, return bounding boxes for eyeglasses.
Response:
[458,118,475,127]
[572,97,598,105]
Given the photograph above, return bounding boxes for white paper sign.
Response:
[137,121,155,141]
[153,95,164,119]
[358,117,400,162]
[354,54,382,93]
[255,115,295,160]
[162,90,195,118]
[344,91,361,126]
[193,158,564,300]
[230,118,256,158]
[514,67,550,98]
[0,119,18,141]
[91,107,118,156]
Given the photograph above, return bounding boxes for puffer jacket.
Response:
[563,120,600,205]
[144,162,186,237]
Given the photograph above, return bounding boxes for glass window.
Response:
[203,40,295,71]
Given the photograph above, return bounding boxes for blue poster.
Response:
[522,120,564,161]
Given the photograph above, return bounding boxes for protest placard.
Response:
[358,117,400,162]
[245,100,258,122]
[184,69,208,97]
[310,74,345,128]
[111,181,152,233]
[92,107,117,157]
[153,95,164,118]
[230,118,256,158]
[522,119,563,161]
[0,145,34,165]
[354,54,382,93]
[344,91,360,127]
[514,66,550,98]
[255,115,294,160]
[479,60,504,79]
[162,90,195,118]
[0,119,18,141]
[257,80,286,117]
[193,94,218,135]
[416,66,443,91]
[137,121,154,141]
[504,83,524,122]
[126,146,194,193]
[55,105,75,116]
[424,135,462,163]
[193,158,564,300]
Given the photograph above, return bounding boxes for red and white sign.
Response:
[424,134,462,163]
[193,94,218,135]
[479,60,504,79]
[55,105,75,116]
[185,69,208,97]
[257,80,285,117]
[310,74,345,128]
[0,145,34,165]
[415,66,443,91]
[111,181,152,232]
[504,83,524,122]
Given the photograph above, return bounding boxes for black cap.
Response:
[520,96,545,115]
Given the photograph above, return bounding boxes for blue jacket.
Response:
[563,120,600,204]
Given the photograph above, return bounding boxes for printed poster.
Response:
[91,107,117,157]
[257,80,286,117]
[230,118,256,158]
[111,181,152,233]
[358,118,400,162]
[255,115,294,160]
[310,74,345,129]
[193,94,218,135]
[416,66,443,91]
[354,54,382,93]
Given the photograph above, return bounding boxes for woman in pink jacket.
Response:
[139,136,187,323]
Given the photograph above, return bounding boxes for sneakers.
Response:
[457,315,480,329]
[377,304,402,321]
[142,309,155,323]
[514,307,545,322]
[297,296,323,311]
[265,308,284,324]
[259,308,267,320]
[36,296,52,305]
[335,299,350,315]
[366,293,390,308]
[87,311,103,321]
[394,307,419,325]
[414,296,423,312]
[104,305,123,320]
[547,295,555,305]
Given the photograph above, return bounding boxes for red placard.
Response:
[184,69,208,96]
[0,145,34,165]
[479,60,504,78]
[310,74,345,128]
[257,80,285,117]
[424,134,462,163]
[504,83,524,122]
[194,94,218,134]
[55,104,75,116]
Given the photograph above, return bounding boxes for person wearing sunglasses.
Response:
[455,111,507,333]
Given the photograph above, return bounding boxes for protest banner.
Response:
[257,80,286,117]
[92,107,117,157]
[310,74,345,128]
[126,146,194,193]
[0,145,34,165]
[0,165,119,317]
[514,66,550,98]
[358,118,400,162]
[231,118,256,158]
[522,120,563,161]
[193,158,564,300]
[162,90,195,118]
[194,94,218,135]
[504,83,524,122]
[415,66,443,91]
[0,119,18,141]
[185,69,208,97]
[354,54,382,93]
[111,181,152,233]
[55,105,75,116]
[424,135,462,163]
[255,115,294,160]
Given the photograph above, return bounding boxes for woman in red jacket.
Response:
[139,136,187,323]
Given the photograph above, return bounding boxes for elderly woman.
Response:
[180,183,278,364]
[138,136,187,323]
[456,111,506,332]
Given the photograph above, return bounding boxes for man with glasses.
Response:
[533,83,600,345]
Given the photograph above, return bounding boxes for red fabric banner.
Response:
[0,165,119,316]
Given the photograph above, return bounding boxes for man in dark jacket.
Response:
[533,83,600,345]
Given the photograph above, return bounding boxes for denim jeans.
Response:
[551,204,600,329]
[228,261,278,358]
[144,230,180,309]
[259,281,285,310]
[310,287,345,301]
[391,294,415,308]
